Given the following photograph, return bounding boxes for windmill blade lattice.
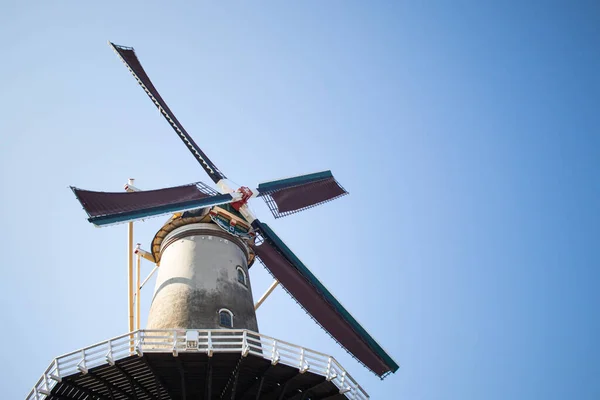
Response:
[251,220,399,377]
[257,170,348,218]
[110,42,226,184]
[72,182,234,226]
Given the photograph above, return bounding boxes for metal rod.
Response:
[87,371,129,399]
[254,376,265,400]
[278,380,292,400]
[114,364,158,400]
[254,279,280,310]
[205,357,213,399]
[136,252,141,331]
[140,264,160,290]
[177,359,187,400]
[62,380,111,400]
[141,357,170,397]
[229,359,242,400]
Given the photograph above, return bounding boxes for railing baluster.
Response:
[271,340,280,365]
[339,371,347,393]
[106,339,115,365]
[298,348,309,373]
[50,358,61,382]
[39,374,50,395]
[326,357,337,381]
[172,329,178,356]
[135,331,143,356]
[77,349,88,374]
[207,330,213,357]
[242,330,249,357]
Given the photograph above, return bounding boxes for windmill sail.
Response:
[72,182,233,226]
[257,170,348,218]
[110,42,227,184]
[251,220,399,377]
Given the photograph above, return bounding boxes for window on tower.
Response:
[219,309,233,328]
[236,266,247,286]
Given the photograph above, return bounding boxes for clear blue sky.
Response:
[1,1,598,398]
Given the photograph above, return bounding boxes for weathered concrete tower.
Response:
[146,210,258,331]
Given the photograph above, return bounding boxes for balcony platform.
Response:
[28,329,368,400]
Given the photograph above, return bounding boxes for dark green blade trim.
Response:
[256,171,348,219]
[254,220,399,375]
[257,170,333,193]
[88,194,233,226]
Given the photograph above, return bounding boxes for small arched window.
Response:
[219,308,233,328]
[236,266,247,286]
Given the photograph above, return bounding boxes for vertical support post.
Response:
[128,220,134,333]
[136,250,141,331]
[126,178,136,353]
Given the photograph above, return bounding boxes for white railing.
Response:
[27,329,369,400]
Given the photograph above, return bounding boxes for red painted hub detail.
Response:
[231,186,253,211]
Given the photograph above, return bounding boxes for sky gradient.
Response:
[1,1,599,398]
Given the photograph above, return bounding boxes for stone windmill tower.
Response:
[27,43,398,400]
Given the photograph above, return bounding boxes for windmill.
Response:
[27,43,398,400]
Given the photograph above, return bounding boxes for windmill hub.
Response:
[231,186,254,211]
